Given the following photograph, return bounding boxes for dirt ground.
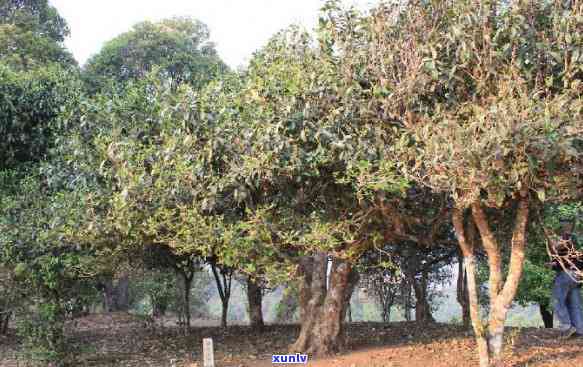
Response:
[1,313,582,367]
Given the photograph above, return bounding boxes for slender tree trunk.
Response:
[457,252,471,329]
[473,196,529,367]
[381,302,391,323]
[152,298,167,318]
[289,253,359,356]
[453,209,490,367]
[247,276,264,329]
[221,299,229,328]
[210,262,233,328]
[454,192,530,367]
[347,302,352,323]
[184,277,192,331]
[175,275,184,326]
[181,272,193,334]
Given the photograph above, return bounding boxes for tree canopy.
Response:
[0,0,75,70]
[83,17,227,93]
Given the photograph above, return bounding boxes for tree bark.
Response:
[539,304,553,328]
[454,192,530,367]
[457,254,471,328]
[402,276,413,321]
[179,272,193,334]
[115,274,130,311]
[382,307,390,323]
[413,271,435,323]
[289,253,359,356]
[297,257,314,326]
[453,209,490,367]
[103,278,115,312]
[291,254,327,353]
[210,262,233,329]
[247,276,264,329]
[102,274,130,312]
[221,299,229,329]
[473,196,530,367]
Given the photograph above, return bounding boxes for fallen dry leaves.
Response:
[1,314,582,366]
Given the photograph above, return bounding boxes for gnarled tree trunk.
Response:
[247,276,264,330]
[453,192,530,367]
[289,253,359,356]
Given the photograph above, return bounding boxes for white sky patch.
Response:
[50,0,379,69]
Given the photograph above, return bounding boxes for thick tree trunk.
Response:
[247,276,264,329]
[289,253,359,356]
[402,277,413,321]
[103,278,115,312]
[297,258,314,326]
[291,254,327,353]
[115,274,130,311]
[454,192,530,367]
[539,304,553,328]
[102,274,130,312]
[413,271,434,323]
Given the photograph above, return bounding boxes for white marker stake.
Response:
[203,338,215,367]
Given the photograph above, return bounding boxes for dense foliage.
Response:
[0,64,80,170]
[0,0,75,70]
[0,1,582,366]
[83,17,227,93]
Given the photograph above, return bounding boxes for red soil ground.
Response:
[1,313,582,366]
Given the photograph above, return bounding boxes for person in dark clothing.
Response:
[547,232,583,339]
